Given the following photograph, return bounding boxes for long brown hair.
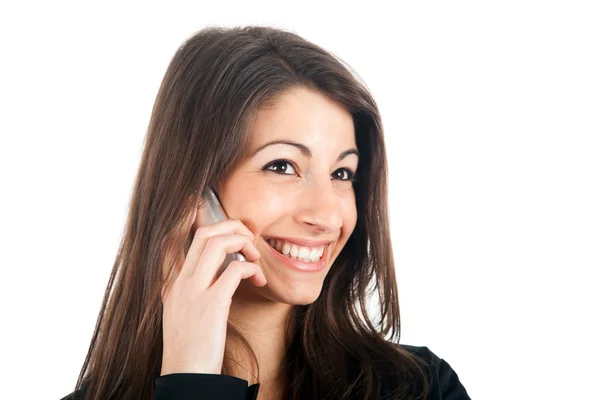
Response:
[74,25,429,400]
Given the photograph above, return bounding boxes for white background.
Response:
[1,1,598,399]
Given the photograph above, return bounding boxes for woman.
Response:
[62,26,470,400]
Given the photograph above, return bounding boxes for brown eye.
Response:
[263,160,296,175]
[332,168,355,181]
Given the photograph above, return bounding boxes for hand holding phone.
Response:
[159,186,266,377]
[197,188,246,278]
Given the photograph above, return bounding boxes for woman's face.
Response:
[217,86,358,305]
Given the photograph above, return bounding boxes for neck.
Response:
[226,280,296,386]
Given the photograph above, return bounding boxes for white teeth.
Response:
[297,247,309,259]
[267,239,325,263]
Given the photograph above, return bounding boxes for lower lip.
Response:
[263,239,328,272]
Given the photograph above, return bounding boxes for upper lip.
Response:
[263,236,335,247]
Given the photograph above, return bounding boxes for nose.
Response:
[293,178,343,234]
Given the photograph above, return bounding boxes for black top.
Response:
[61,344,470,399]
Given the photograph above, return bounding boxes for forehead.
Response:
[247,86,356,149]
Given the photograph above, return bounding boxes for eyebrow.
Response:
[250,139,359,162]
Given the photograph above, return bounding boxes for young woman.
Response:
[61,26,470,400]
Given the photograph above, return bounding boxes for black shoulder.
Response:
[398,344,441,364]
[395,343,472,400]
[59,382,88,400]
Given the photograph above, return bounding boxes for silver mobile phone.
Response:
[199,187,246,277]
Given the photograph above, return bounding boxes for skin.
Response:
[206,86,358,397]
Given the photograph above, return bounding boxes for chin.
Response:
[257,279,325,305]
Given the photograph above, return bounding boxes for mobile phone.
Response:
[199,187,246,277]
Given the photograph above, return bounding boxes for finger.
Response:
[192,199,255,240]
[209,260,267,300]
[161,205,198,281]
[192,234,261,291]
[180,219,256,280]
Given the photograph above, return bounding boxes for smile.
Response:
[266,239,325,263]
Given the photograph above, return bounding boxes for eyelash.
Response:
[263,159,356,182]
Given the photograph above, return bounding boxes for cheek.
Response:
[226,184,290,231]
[340,193,358,236]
